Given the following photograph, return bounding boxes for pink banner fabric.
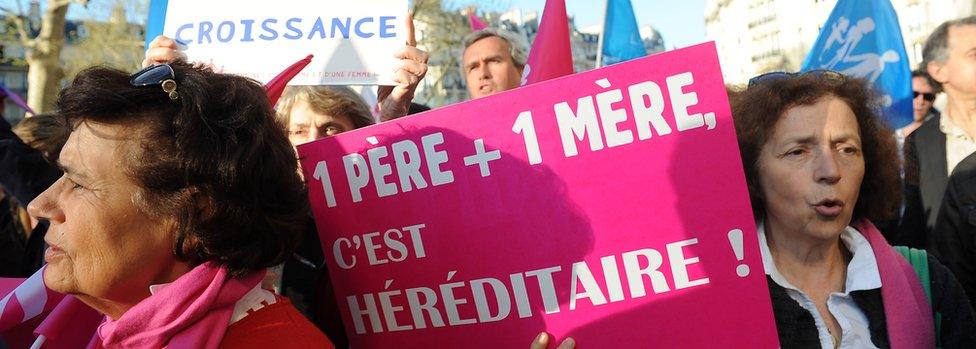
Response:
[0,266,62,331]
[265,54,314,107]
[297,42,779,348]
[521,0,574,86]
[468,13,487,31]
[853,219,935,348]
[0,267,102,348]
[35,296,103,349]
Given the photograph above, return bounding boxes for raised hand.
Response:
[142,35,188,68]
[377,13,429,121]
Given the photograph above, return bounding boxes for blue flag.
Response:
[601,0,646,66]
[802,0,912,128]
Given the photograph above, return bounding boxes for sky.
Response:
[453,0,708,49]
[0,0,708,49]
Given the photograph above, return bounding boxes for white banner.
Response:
[147,0,408,85]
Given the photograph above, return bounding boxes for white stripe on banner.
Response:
[13,266,48,322]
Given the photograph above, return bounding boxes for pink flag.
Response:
[0,267,103,348]
[468,12,487,31]
[34,296,103,349]
[265,54,313,107]
[521,0,574,86]
[0,267,63,331]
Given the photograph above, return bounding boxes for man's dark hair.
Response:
[56,61,308,277]
[911,69,942,94]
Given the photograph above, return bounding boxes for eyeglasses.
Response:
[913,91,936,102]
[747,69,846,87]
[130,64,179,101]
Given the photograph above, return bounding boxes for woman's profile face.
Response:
[756,95,865,241]
[28,121,183,309]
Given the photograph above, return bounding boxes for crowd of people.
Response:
[0,12,975,349]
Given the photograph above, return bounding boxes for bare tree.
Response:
[412,0,468,106]
[2,0,90,114]
[62,0,146,79]
[411,0,508,106]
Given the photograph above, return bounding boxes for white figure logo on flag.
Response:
[817,16,900,105]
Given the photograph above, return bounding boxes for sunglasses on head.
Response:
[130,64,179,101]
[913,91,936,102]
[747,69,846,87]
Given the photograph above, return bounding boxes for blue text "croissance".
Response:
[173,16,399,45]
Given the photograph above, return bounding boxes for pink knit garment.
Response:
[89,262,264,349]
[853,218,935,349]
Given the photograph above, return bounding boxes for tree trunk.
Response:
[25,1,70,114]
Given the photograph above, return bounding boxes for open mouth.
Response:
[812,199,844,217]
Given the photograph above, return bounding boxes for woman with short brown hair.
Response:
[29,61,332,348]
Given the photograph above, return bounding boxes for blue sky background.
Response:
[453,0,708,49]
[2,0,708,48]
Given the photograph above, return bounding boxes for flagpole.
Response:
[595,0,609,68]
[29,335,46,349]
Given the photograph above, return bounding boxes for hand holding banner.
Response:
[298,42,779,348]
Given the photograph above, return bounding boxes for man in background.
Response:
[899,16,976,250]
[461,28,528,99]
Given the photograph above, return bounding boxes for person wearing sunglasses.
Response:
[27,62,332,348]
[915,16,976,308]
[896,70,942,142]
[898,17,976,254]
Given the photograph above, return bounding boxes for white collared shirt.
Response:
[759,224,882,349]
[939,113,976,175]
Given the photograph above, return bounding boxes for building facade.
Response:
[1,1,144,121]
[705,0,976,84]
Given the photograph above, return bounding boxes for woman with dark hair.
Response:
[27,61,331,348]
[731,72,975,348]
[530,73,976,349]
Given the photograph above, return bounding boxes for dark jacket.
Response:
[281,217,348,348]
[932,152,976,306]
[0,117,59,277]
[0,117,61,206]
[899,116,953,250]
[768,254,976,348]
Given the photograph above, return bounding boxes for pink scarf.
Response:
[853,218,935,349]
[88,262,265,349]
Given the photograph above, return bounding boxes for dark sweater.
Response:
[0,117,58,277]
[768,254,976,348]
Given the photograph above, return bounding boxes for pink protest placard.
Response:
[297,42,779,348]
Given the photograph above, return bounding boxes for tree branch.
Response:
[48,0,74,9]
[2,10,35,48]
[36,0,72,45]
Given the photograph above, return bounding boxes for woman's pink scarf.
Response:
[88,262,265,349]
[853,218,935,349]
